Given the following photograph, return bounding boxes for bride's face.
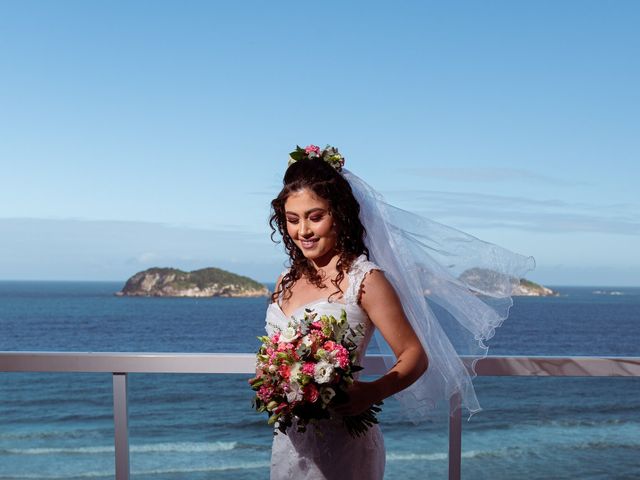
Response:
[284,188,338,265]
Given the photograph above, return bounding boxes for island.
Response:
[511,278,558,297]
[459,268,558,297]
[115,267,270,298]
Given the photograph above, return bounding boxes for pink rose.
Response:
[304,145,320,154]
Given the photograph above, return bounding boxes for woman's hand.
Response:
[332,380,379,417]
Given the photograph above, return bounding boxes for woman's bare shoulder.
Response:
[359,269,399,308]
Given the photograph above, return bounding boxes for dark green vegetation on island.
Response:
[146,267,264,291]
[116,267,270,298]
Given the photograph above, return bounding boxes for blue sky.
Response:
[0,1,638,286]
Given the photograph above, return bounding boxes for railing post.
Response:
[448,391,462,480]
[113,373,130,480]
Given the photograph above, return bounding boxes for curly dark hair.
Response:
[269,158,369,303]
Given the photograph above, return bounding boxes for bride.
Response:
[263,145,534,479]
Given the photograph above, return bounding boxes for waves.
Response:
[0,440,268,480]
[0,461,270,480]
[1,421,638,480]
[386,452,448,461]
[0,440,237,456]
[386,450,494,462]
[2,420,638,455]
[0,428,106,441]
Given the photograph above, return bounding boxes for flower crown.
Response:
[288,144,345,172]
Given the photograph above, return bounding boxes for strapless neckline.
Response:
[271,298,346,319]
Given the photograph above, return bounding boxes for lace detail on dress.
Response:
[344,254,381,306]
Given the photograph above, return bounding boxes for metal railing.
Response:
[1,352,639,480]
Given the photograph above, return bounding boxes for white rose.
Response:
[313,360,334,384]
[301,334,313,347]
[279,325,299,343]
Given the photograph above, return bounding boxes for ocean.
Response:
[1,282,639,479]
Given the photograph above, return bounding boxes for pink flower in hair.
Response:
[304,145,320,154]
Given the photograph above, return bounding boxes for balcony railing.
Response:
[1,352,639,480]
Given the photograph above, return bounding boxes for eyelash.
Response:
[286,216,323,225]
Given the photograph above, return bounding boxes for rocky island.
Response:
[459,268,558,297]
[511,278,558,297]
[115,267,269,298]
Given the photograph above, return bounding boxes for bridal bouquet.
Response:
[249,309,382,437]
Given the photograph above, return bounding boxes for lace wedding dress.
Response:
[264,254,385,480]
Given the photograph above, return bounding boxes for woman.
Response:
[264,145,534,479]
[266,148,425,479]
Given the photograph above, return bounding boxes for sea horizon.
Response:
[1,279,639,289]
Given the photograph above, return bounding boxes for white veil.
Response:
[343,169,536,421]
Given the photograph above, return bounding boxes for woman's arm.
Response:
[333,270,428,416]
